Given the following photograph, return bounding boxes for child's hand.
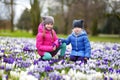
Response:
[84,57,88,64]
[53,46,56,51]
[58,38,64,46]
[58,38,64,42]
[84,58,88,60]
[58,39,62,46]
[52,43,56,51]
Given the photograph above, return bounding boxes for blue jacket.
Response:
[62,30,91,58]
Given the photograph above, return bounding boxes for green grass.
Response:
[0,30,120,42]
[89,36,120,42]
[0,30,35,38]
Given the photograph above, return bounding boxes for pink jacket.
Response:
[36,23,59,56]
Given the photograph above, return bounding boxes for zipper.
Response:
[76,36,78,56]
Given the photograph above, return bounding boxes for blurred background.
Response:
[0,0,120,37]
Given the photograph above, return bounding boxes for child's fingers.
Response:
[84,58,88,60]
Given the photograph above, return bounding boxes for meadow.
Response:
[0,30,120,80]
[0,30,120,42]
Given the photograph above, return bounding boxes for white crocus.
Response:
[88,62,96,68]
[92,72,103,79]
[68,69,76,77]
[109,73,118,80]
[27,64,34,71]
[75,71,87,80]
[61,70,65,75]
[12,62,15,68]
[2,74,8,80]
[0,52,4,56]
[19,71,27,80]
[6,63,13,70]
[118,74,120,79]
[10,71,20,79]
[86,69,97,74]
[63,75,71,80]
[87,74,94,80]
[25,75,38,80]
[0,70,4,76]
[1,62,6,66]
[19,71,38,80]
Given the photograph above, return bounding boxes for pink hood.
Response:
[36,23,59,56]
[38,23,44,33]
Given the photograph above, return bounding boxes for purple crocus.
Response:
[0,66,4,69]
[45,66,53,72]
[112,45,117,50]
[48,72,63,80]
[34,73,40,80]
[109,77,113,80]
[8,57,14,64]
[3,57,14,64]
[23,45,30,51]
[96,60,101,66]
[34,60,38,65]
[104,77,107,80]
[105,46,111,50]
[61,60,65,64]
[116,69,120,74]
[49,59,57,64]
[108,67,114,73]
[1,50,5,53]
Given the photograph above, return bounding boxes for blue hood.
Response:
[72,30,87,37]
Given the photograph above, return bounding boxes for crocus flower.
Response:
[108,67,114,73]
[2,74,8,80]
[45,66,53,72]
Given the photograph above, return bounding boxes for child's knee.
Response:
[42,52,52,60]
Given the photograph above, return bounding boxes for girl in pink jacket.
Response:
[36,16,66,60]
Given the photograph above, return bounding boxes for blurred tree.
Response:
[1,0,15,32]
[0,1,10,31]
[30,0,41,35]
[33,0,119,35]
[10,0,14,32]
[49,0,77,34]
[90,0,106,36]
[49,0,106,35]
[102,0,120,35]
[3,0,15,32]
[102,13,120,34]
[46,1,64,34]
[17,8,32,31]
[70,0,106,35]
[91,18,98,36]
[60,0,76,34]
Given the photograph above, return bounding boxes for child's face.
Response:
[73,27,82,34]
[45,23,53,30]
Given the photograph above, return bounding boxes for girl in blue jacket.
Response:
[61,19,91,63]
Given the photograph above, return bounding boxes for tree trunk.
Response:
[30,0,41,35]
[10,0,14,32]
